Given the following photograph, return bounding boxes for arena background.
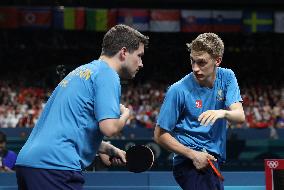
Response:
[0,0,284,189]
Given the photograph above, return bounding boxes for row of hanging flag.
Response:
[1,6,284,33]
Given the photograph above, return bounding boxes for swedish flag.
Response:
[243,11,273,33]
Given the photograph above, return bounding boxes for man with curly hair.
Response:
[154,33,245,190]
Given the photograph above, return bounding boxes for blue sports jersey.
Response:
[157,67,242,165]
[16,60,121,171]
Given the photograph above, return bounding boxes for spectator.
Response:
[0,131,17,172]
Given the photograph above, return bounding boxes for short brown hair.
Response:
[101,24,149,57]
[186,33,224,58]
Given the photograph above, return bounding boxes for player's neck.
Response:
[197,72,216,88]
[99,55,121,73]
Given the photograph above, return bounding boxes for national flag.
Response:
[274,12,284,33]
[150,9,180,32]
[117,9,149,31]
[86,8,117,31]
[212,10,242,32]
[243,11,273,33]
[181,10,212,32]
[63,7,85,30]
[0,7,19,28]
[19,7,51,28]
[107,9,117,29]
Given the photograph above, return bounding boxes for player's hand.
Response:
[191,150,217,170]
[110,147,126,166]
[198,110,226,126]
[120,104,130,118]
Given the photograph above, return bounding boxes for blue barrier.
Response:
[0,171,265,190]
[2,128,284,140]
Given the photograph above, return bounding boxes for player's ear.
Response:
[215,57,222,67]
[119,47,127,61]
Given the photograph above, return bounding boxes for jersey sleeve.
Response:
[225,69,242,108]
[157,85,185,131]
[94,68,121,122]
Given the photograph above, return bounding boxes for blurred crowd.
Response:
[242,85,284,129]
[0,80,51,128]
[1,80,283,129]
[1,31,284,130]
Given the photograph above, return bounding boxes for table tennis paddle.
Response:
[207,159,224,181]
[202,148,224,181]
[110,145,154,173]
[126,145,154,173]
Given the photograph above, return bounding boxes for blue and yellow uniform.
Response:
[157,67,242,165]
[157,67,242,190]
[16,60,121,171]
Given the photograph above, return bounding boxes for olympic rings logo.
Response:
[267,161,279,169]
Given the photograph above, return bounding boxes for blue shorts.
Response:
[16,166,85,190]
[173,159,224,190]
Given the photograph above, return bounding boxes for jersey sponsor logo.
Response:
[195,100,202,108]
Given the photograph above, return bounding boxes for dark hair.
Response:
[101,24,149,57]
[0,131,6,143]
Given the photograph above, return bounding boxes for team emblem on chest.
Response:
[195,100,202,108]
